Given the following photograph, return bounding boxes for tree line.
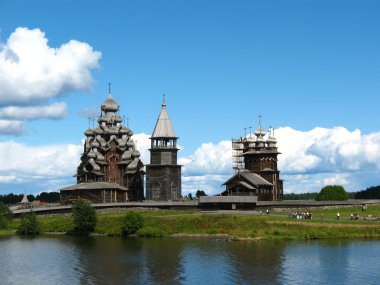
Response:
[354,186,380,199]
[0,192,60,205]
[284,186,379,200]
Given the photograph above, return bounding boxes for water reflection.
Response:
[0,236,379,285]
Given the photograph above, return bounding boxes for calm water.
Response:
[0,236,379,285]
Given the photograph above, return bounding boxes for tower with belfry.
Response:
[145,96,182,201]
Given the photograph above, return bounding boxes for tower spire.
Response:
[108,82,112,95]
[258,115,262,130]
[162,93,166,107]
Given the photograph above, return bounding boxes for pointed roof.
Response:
[20,194,30,204]
[151,97,177,138]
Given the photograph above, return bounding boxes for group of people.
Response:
[289,211,312,219]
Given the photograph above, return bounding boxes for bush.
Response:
[121,211,143,236]
[0,202,13,229]
[18,211,39,235]
[72,199,97,235]
[316,185,348,201]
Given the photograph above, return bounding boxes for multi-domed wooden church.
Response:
[60,87,145,204]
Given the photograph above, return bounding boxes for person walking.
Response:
[337,212,340,220]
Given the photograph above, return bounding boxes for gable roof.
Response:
[224,170,272,186]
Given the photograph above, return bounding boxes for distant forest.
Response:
[0,192,60,205]
[354,186,380,199]
[283,191,356,200]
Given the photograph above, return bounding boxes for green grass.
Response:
[274,205,380,220]
[5,206,380,240]
[0,229,17,236]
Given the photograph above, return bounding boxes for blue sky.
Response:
[0,0,379,195]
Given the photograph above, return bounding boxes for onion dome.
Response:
[101,94,119,112]
[84,128,94,136]
[126,141,135,148]
[254,115,266,142]
[115,115,123,123]
[127,130,134,136]
[132,150,141,159]
[93,127,104,135]
[255,126,265,138]
[98,115,108,123]
[119,127,130,134]
[267,127,277,146]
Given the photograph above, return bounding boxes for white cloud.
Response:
[132,133,151,165]
[0,175,21,183]
[0,102,67,120]
[276,126,380,174]
[0,27,101,105]
[322,173,350,186]
[0,120,25,135]
[0,141,82,179]
[180,141,232,176]
[0,27,101,136]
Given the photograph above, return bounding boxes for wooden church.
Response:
[222,118,283,201]
[60,86,145,204]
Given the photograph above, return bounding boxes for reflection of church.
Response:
[60,87,145,204]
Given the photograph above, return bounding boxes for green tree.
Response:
[72,199,97,235]
[316,185,348,201]
[195,190,207,198]
[18,211,39,235]
[0,202,13,229]
[121,211,144,236]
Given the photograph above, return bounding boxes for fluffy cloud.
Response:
[180,141,232,176]
[0,102,67,120]
[0,27,101,136]
[131,133,151,164]
[0,120,25,135]
[276,127,380,174]
[0,27,101,105]
[0,141,82,180]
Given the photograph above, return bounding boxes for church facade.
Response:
[145,98,182,201]
[60,88,145,204]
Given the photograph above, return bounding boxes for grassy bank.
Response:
[3,206,380,240]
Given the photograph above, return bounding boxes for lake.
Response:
[0,235,379,285]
